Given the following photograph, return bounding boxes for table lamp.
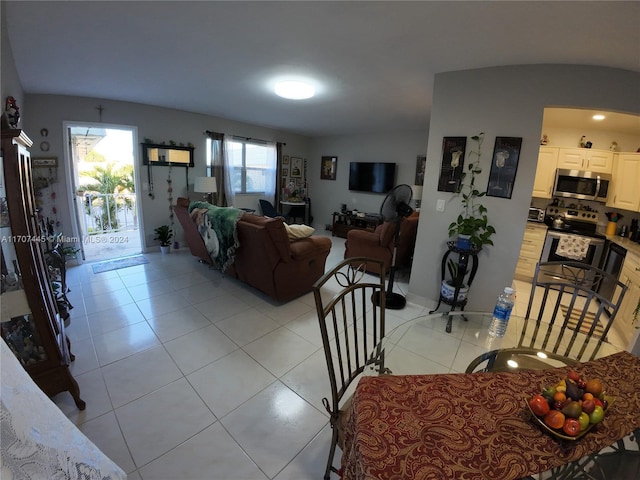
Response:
[412,185,423,210]
[194,176,217,204]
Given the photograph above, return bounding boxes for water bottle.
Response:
[488,287,515,337]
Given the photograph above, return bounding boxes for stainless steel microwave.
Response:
[553,169,611,202]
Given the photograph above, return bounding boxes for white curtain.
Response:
[263,141,277,205]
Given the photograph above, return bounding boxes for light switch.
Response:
[436,199,445,212]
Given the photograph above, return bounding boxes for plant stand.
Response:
[430,241,481,333]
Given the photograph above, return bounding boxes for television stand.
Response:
[331,212,382,238]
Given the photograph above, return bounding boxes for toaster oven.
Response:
[528,207,545,222]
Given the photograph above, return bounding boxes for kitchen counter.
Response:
[603,233,640,257]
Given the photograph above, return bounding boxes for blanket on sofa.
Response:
[188,201,244,272]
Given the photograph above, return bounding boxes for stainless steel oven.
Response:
[541,231,604,268]
[539,206,606,286]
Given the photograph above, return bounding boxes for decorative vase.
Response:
[160,245,170,254]
[441,280,469,302]
[456,234,472,250]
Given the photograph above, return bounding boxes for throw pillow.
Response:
[284,223,315,241]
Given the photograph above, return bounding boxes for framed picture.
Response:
[295,178,304,186]
[282,155,290,165]
[282,168,289,177]
[290,157,303,178]
[486,137,522,199]
[321,156,337,180]
[437,137,467,192]
[414,155,426,186]
[32,157,58,168]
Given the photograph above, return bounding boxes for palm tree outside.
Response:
[68,125,142,262]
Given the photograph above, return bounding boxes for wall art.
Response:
[32,157,58,167]
[437,137,467,192]
[486,136,522,199]
[321,156,337,180]
[290,157,303,177]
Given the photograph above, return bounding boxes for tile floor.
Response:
[51,234,627,479]
[53,235,430,480]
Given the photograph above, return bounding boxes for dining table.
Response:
[341,311,640,480]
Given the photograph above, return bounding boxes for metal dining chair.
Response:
[466,260,628,373]
[466,261,632,480]
[313,257,386,480]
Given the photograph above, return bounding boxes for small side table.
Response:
[280,200,309,225]
[430,241,480,333]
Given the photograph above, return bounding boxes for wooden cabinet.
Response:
[615,250,640,350]
[515,223,547,281]
[557,148,613,173]
[1,129,85,410]
[332,211,382,238]
[532,147,558,198]
[607,153,640,212]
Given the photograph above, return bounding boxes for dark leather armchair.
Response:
[344,212,419,274]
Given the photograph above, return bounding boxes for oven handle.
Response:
[545,230,605,245]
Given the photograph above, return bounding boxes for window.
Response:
[206,138,274,194]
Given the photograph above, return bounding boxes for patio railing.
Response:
[77,193,138,235]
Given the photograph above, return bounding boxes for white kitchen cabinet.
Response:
[615,250,640,350]
[557,148,613,173]
[515,223,547,281]
[607,153,640,212]
[532,147,558,199]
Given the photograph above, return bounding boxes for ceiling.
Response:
[543,108,640,135]
[5,1,640,137]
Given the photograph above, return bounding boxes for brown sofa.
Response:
[344,212,419,274]
[173,198,332,302]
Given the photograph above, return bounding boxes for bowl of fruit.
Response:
[527,370,614,440]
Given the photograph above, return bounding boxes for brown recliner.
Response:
[344,212,419,274]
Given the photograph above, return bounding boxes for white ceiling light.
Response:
[592,114,606,121]
[275,80,315,100]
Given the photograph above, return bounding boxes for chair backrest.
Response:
[259,199,280,217]
[314,257,386,411]
[521,260,628,361]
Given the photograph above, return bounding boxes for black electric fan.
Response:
[373,184,414,309]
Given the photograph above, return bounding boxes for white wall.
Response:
[1,3,24,121]
[308,130,429,231]
[22,94,312,252]
[412,65,640,309]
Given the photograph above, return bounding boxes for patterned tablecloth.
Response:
[342,351,640,480]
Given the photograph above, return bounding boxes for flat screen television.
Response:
[348,162,396,193]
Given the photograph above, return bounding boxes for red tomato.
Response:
[563,418,581,436]
[529,394,550,416]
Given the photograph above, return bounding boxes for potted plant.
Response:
[441,258,470,302]
[154,225,173,254]
[447,132,496,250]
